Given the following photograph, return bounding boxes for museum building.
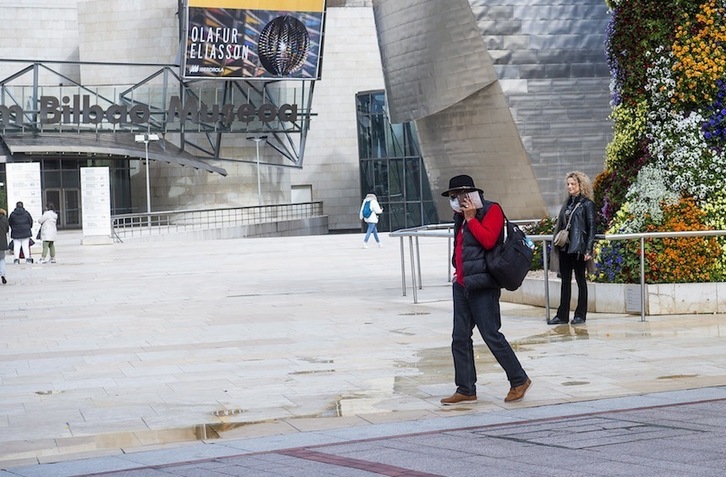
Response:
[0,0,612,233]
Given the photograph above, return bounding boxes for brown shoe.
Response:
[504,378,532,403]
[440,392,477,405]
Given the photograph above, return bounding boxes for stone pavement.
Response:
[1,231,726,476]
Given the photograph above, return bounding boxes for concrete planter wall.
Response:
[501,277,726,315]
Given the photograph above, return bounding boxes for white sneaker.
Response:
[377,242,383,248]
[362,242,369,249]
[39,258,48,264]
[50,258,56,263]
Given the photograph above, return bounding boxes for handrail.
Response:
[389,220,541,306]
[390,224,726,321]
[111,202,324,241]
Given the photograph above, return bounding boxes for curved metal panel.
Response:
[372,0,611,217]
[469,0,612,215]
[416,82,547,219]
[373,0,498,123]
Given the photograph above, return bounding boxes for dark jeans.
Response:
[451,283,528,396]
[557,250,588,320]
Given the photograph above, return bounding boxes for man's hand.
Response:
[460,195,477,220]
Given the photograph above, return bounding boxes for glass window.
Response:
[356,94,370,115]
[61,159,81,170]
[371,93,385,114]
[388,202,406,231]
[43,170,62,188]
[370,114,387,158]
[388,158,403,201]
[373,160,388,197]
[62,170,80,188]
[113,166,132,215]
[404,123,420,156]
[405,202,422,228]
[357,114,371,159]
[421,166,436,201]
[356,91,439,233]
[64,189,80,226]
[405,158,421,201]
[360,160,374,194]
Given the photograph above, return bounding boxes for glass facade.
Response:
[0,159,132,230]
[40,159,133,228]
[356,90,438,232]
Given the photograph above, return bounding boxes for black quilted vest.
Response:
[452,200,501,290]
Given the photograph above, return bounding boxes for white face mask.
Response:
[449,197,461,213]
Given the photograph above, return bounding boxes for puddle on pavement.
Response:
[391,327,592,391]
[25,317,725,463]
[298,357,334,364]
[657,374,699,380]
[212,408,246,417]
[289,369,336,375]
[72,420,278,452]
[511,325,590,351]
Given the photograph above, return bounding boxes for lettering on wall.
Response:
[0,95,298,128]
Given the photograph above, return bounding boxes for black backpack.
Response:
[486,214,534,291]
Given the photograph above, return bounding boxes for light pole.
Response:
[247,136,268,207]
[134,133,159,227]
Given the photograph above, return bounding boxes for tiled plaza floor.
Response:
[1,231,725,476]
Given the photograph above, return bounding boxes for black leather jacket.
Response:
[555,196,596,256]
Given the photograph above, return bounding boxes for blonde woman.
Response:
[548,171,596,325]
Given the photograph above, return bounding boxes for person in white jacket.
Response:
[359,193,384,248]
[37,202,58,263]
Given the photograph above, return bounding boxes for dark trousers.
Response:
[557,250,588,320]
[451,283,528,396]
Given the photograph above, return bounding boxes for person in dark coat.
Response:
[8,201,34,264]
[439,175,532,406]
[0,208,8,283]
[548,171,596,325]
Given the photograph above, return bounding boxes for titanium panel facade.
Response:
[373,0,612,218]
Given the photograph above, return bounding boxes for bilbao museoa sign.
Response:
[0,95,298,127]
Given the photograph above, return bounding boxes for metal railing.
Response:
[390,224,726,321]
[388,221,538,306]
[112,201,324,240]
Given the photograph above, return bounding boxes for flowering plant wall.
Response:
[596,0,726,283]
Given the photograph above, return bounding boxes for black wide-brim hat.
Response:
[441,174,484,197]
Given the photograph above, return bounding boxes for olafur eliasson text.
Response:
[187,26,250,61]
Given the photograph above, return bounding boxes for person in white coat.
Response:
[359,193,384,248]
[38,202,58,264]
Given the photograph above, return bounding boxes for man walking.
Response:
[440,175,532,405]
